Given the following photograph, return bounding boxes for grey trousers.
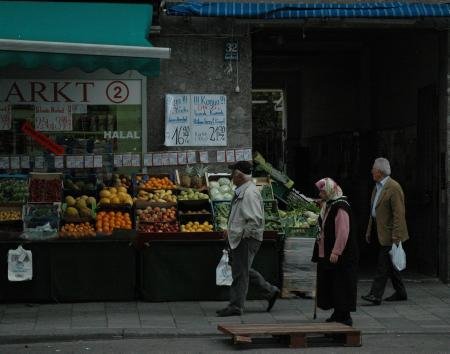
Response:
[228,237,277,311]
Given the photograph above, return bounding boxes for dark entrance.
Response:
[252,27,444,277]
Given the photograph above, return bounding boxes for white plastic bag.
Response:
[389,241,406,271]
[216,249,233,286]
[8,245,33,281]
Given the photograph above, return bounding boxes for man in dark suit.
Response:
[362,157,409,305]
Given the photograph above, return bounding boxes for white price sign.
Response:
[35,103,73,131]
[165,94,227,147]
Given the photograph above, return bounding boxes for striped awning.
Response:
[165,2,450,18]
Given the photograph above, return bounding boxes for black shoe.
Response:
[216,307,242,317]
[361,294,381,305]
[326,312,337,322]
[337,317,353,326]
[267,288,280,312]
[384,293,407,302]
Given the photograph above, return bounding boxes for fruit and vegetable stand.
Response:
[0,171,287,302]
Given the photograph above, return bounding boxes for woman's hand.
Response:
[330,253,339,264]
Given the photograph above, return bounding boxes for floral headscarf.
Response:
[315,178,344,220]
[315,177,343,201]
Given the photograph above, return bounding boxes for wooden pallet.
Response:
[217,323,361,348]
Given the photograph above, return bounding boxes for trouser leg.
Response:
[389,253,407,296]
[229,238,251,310]
[370,244,391,299]
[247,238,277,299]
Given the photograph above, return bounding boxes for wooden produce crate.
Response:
[28,172,63,203]
[0,174,28,204]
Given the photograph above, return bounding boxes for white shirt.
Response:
[371,176,389,218]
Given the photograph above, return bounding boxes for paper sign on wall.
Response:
[122,153,132,167]
[177,152,187,165]
[216,150,226,163]
[187,151,197,164]
[165,94,227,147]
[131,154,141,167]
[235,149,244,162]
[113,154,123,167]
[35,103,73,131]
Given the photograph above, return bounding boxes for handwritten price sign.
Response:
[35,104,73,131]
[165,94,227,147]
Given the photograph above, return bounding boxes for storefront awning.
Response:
[165,1,450,18]
[0,1,171,76]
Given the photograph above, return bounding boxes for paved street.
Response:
[1,333,450,353]
[0,275,449,351]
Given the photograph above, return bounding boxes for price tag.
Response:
[114,154,123,167]
[20,156,30,169]
[226,150,235,162]
[177,152,187,165]
[161,153,170,166]
[187,151,197,164]
[122,153,132,167]
[169,152,178,165]
[131,154,141,167]
[55,156,64,169]
[74,156,84,168]
[84,155,93,168]
[199,151,209,163]
[10,156,20,169]
[94,155,103,168]
[235,149,244,162]
[153,154,162,166]
[0,157,9,169]
[34,156,44,169]
[243,148,252,161]
[143,153,153,167]
[216,150,225,163]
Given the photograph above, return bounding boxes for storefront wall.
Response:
[147,16,253,172]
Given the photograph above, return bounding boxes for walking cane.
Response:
[313,262,318,320]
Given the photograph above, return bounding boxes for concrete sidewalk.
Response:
[0,276,449,344]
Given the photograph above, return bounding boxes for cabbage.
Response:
[222,193,233,201]
[218,177,231,186]
[219,185,231,194]
[210,187,220,196]
[213,193,224,201]
[209,181,220,189]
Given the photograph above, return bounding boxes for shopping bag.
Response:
[216,249,233,286]
[8,245,33,281]
[389,241,406,271]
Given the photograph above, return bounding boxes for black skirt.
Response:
[316,258,358,312]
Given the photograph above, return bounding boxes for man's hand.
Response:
[365,233,371,243]
[330,253,339,264]
[392,236,400,245]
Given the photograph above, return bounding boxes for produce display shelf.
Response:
[135,231,224,245]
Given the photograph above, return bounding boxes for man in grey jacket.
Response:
[216,161,280,317]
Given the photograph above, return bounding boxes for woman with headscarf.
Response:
[311,178,359,326]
